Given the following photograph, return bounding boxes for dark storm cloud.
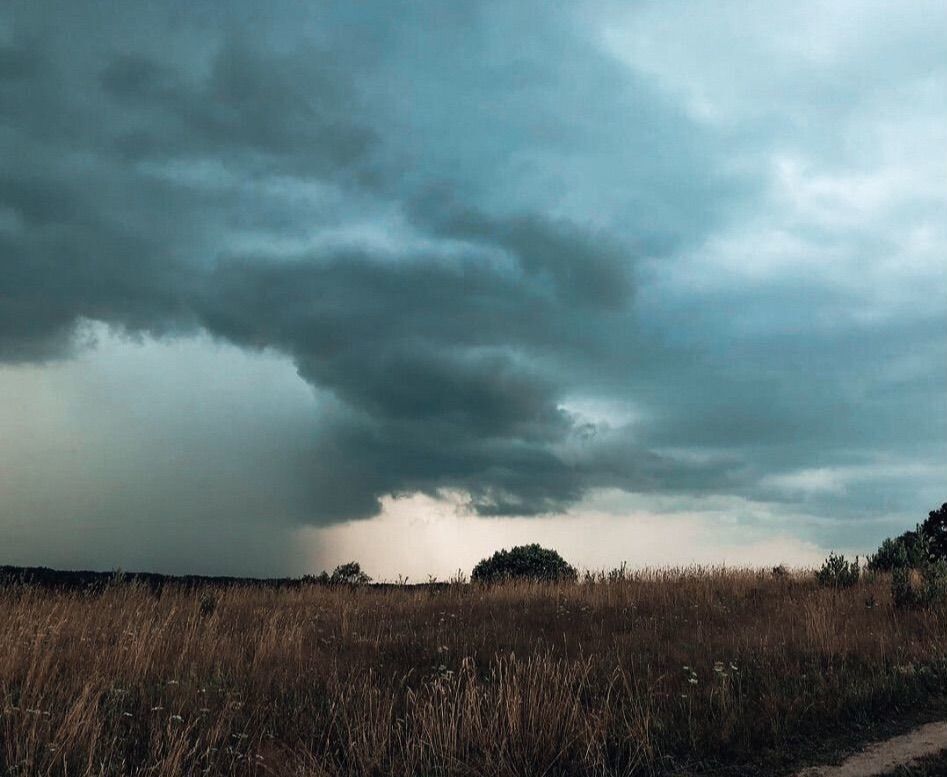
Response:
[0,171,193,361]
[195,234,638,518]
[98,41,374,175]
[1,0,944,545]
[0,15,374,360]
[413,203,635,310]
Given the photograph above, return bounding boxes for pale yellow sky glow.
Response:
[300,492,829,582]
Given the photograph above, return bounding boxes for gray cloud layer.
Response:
[1,0,944,554]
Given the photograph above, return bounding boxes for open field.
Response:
[2,569,946,776]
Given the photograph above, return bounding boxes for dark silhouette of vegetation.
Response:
[471,544,577,583]
[868,502,947,572]
[0,565,302,592]
[305,561,371,586]
[920,502,947,559]
[329,561,371,585]
[868,530,926,572]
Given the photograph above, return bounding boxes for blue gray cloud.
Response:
[1,0,944,566]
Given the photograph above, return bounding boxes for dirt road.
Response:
[796,721,947,776]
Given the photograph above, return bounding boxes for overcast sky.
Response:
[1,1,944,578]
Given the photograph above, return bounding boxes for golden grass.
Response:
[1,569,945,775]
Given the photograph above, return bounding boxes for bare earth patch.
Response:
[797,722,947,777]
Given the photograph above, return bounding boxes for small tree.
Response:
[305,562,371,586]
[329,562,371,585]
[816,552,860,588]
[471,544,577,584]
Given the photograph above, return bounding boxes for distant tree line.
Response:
[7,504,945,599]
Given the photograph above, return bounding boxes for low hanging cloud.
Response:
[1,0,944,562]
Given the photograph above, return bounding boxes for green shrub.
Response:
[816,552,860,588]
[868,529,927,571]
[892,558,947,610]
[471,544,577,584]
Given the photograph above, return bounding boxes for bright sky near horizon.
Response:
[1,1,944,578]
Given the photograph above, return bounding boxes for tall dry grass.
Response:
[1,568,945,775]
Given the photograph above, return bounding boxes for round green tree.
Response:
[471,544,577,583]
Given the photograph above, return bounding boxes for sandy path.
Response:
[795,721,947,776]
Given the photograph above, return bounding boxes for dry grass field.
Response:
[2,569,946,776]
